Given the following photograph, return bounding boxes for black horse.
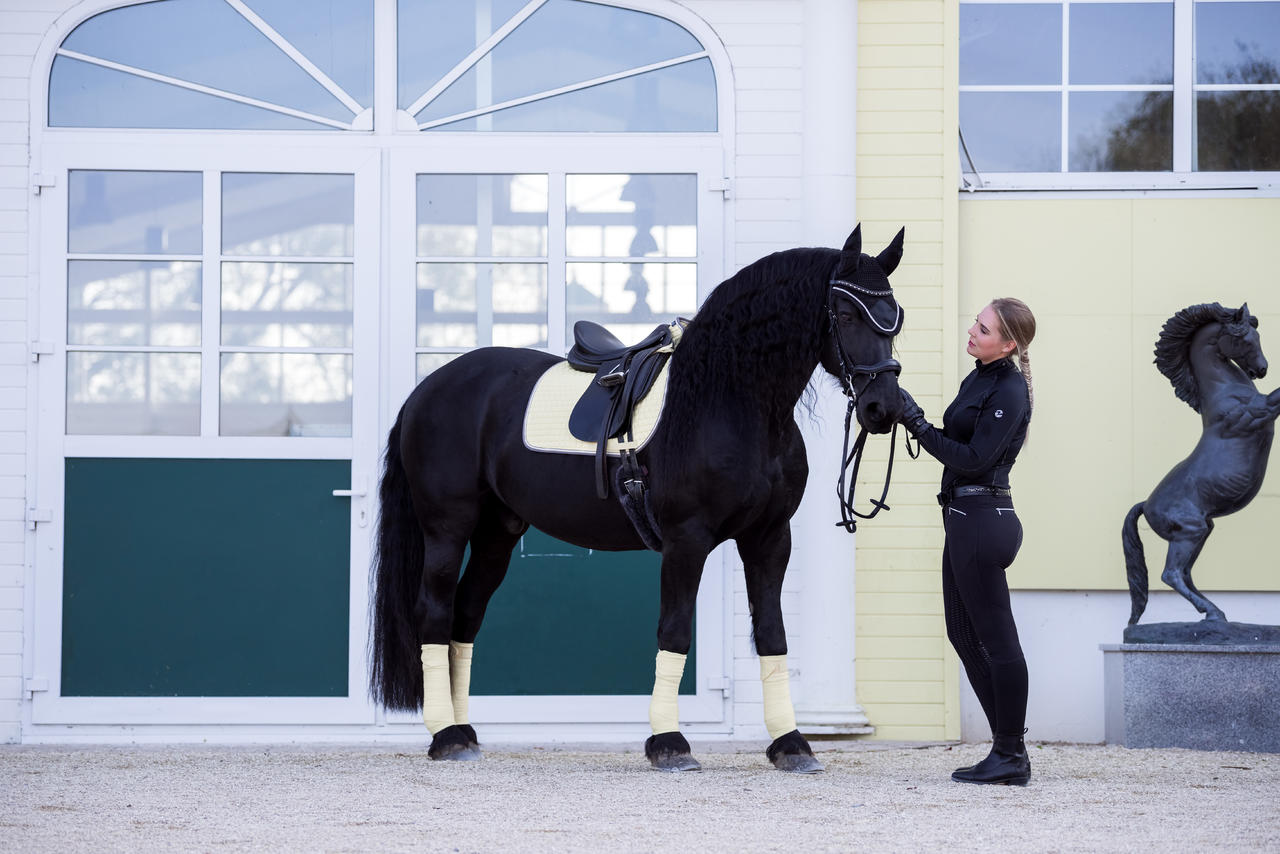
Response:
[1124,303,1274,624]
[372,225,906,772]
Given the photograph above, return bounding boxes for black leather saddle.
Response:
[567,319,681,499]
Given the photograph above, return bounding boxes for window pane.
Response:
[1197,91,1280,170]
[566,262,696,347]
[428,59,717,132]
[221,262,353,347]
[416,175,548,257]
[407,0,710,129]
[960,92,1061,172]
[960,4,1062,85]
[67,352,200,435]
[567,174,696,258]
[68,260,201,346]
[1070,3,1173,85]
[416,352,463,383]
[1196,1,1280,84]
[1070,91,1172,171]
[398,0,531,110]
[223,174,354,256]
[56,0,364,127]
[417,263,477,347]
[68,171,201,255]
[50,56,341,131]
[416,263,547,347]
[220,353,352,437]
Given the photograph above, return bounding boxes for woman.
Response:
[898,297,1037,786]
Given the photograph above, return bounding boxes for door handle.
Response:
[332,477,368,498]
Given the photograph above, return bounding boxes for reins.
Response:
[827,282,917,533]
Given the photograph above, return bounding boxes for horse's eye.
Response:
[838,311,853,324]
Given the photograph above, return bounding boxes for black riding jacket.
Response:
[915,357,1030,494]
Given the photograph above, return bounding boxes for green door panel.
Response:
[469,528,694,696]
[62,458,351,697]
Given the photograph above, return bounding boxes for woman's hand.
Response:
[898,388,930,438]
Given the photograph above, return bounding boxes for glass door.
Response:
[31,145,381,725]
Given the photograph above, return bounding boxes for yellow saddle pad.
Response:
[523,359,671,456]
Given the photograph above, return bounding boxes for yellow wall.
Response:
[853,1,1280,743]
[959,197,1280,592]
[854,0,959,741]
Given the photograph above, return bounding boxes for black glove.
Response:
[898,387,930,438]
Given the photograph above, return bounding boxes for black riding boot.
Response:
[951,732,1030,786]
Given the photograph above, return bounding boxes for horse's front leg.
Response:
[738,523,823,774]
[645,531,713,772]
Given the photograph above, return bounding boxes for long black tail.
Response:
[370,409,426,710]
[1122,502,1149,625]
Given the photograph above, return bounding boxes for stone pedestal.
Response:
[1101,643,1280,753]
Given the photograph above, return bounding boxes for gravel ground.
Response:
[3,740,1278,853]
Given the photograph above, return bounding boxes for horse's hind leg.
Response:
[412,511,482,761]
[442,499,529,757]
[739,523,822,774]
[1161,522,1227,621]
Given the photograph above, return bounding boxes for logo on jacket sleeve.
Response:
[994,409,1004,418]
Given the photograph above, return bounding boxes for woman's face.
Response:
[967,304,1016,364]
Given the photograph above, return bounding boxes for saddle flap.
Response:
[569,349,670,442]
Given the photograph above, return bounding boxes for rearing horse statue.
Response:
[1123,303,1277,624]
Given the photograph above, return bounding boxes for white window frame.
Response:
[959,0,1280,193]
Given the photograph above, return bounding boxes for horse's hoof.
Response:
[645,731,700,772]
[432,743,483,761]
[428,724,481,761]
[766,729,823,773]
[772,751,824,773]
[651,753,702,772]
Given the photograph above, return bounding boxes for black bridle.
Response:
[827,280,918,533]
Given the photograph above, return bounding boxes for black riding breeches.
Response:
[941,494,1027,737]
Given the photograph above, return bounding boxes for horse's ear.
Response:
[841,224,862,257]
[832,224,862,280]
[876,227,906,277]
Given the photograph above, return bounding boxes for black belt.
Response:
[938,485,1011,505]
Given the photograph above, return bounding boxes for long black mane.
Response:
[663,247,838,423]
[1154,302,1238,412]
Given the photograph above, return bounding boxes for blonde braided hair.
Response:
[990,297,1036,420]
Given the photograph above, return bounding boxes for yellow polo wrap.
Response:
[420,643,455,735]
[760,654,798,740]
[648,650,687,735]
[449,641,474,726]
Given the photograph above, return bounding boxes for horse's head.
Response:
[821,224,906,433]
[1220,303,1267,380]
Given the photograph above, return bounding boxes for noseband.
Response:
[827,279,917,533]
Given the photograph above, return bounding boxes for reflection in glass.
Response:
[416,352,463,383]
[960,92,1061,172]
[428,59,717,132]
[960,3,1061,85]
[54,0,368,128]
[223,173,354,256]
[1070,92,1173,171]
[1197,91,1280,170]
[1070,3,1172,85]
[417,263,547,348]
[416,263,477,347]
[50,56,342,130]
[220,352,352,437]
[566,262,695,347]
[67,351,200,435]
[1196,2,1280,84]
[68,260,201,346]
[416,174,548,257]
[68,171,201,254]
[404,0,712,130]
[222,262,353,347]
[567,174,696,258]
